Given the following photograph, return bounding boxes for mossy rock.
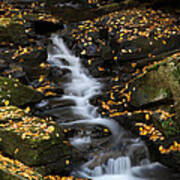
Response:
[0,23,28,44]
[129,53,180,136]
[0,76,43,106]
[0,152,44,180]
[0,106,79,175]
[0,126,72,167]
[130,53,180,109]
[130,84,172,107]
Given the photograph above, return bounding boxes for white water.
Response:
[47,35,172,180]
[47,35,121,137]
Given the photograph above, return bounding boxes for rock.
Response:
[0,152,44,180]
[36,98,76,110]
[29,19,64,35]
[44,106,85,122]
[45,0,140,23]
[0,106,82,175]
[121,53,180,171]
[0,23,28,45]
[129,76,172,107]
[21,49,48,81]
[0,76,43,106]
[129,53,180,121]
[60,7,180,80]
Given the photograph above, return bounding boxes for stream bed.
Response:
[43,34,179,180]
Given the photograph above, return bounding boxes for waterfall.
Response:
[47,34,122,137]
[90,157,131,176]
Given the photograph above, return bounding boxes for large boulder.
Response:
[0,106,82,175]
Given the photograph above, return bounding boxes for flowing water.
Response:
[46,34,178,180]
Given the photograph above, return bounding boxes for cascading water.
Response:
[46,34,177,180]
[47,35,122,137]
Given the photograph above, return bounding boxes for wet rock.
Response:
[0,76,43,106]
[21,49,48,81]
[60,7,180,80]
[36,98,76,110]
[31,20,63,35]
[44,106,85,122]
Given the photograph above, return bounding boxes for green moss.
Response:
[160,118,180,137]
[172,63,180,79]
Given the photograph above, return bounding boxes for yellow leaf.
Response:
[81,49,86,55]
[48,126,55,133]
[25,107,31,113]
[18,12,22,19]
[40,63,46,68]
[145,114,150,120]
[4,100,9,106]
[21,133,26,140]
[113,56,118,61]
[162,40,167,45]
[159,145,163,151]
[131,63,137,68]
[42,135,50,140]
[104,128,109,132]
[98,67,104,71]
[14,148,19,154]
[39,75,45,82]
[65,160,70,165]
[174,141,178,147]
[45,91,56,96]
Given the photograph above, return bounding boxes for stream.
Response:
[45,34,178,180]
